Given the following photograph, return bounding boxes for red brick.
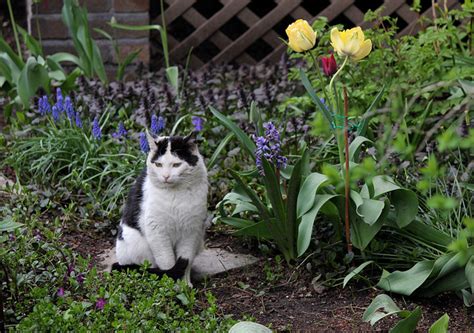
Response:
[113,0,149,13]
[118,42,150,64]
[31,16,69,39]
[36,0,112,14]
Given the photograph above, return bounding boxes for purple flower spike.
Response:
[38,96,51,116]
[52,105,60,122]
[76,273,85,285]
[92,117,101,140]
[191,116,204,132]
[95,298,106,310]
[151,115,165,135]
[57,287,65,297]
[139,132,149,153]
[254,122,287,175]
[112,122,128,139]
[55,88,64,112]
[75,112,83,128]
[64,96,75,121]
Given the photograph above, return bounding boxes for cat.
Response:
[113,132,208,287]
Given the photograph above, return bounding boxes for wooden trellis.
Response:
[150,0,461,69]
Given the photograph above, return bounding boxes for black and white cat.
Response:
[114,132,208,287]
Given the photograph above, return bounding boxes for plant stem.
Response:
[343,86,353,254]
[309,51,330,104]
[328,56,348,110]
[7,0,22,59]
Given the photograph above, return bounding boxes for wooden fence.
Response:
[149,0,460,69]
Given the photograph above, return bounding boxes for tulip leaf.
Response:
[221,217,271,239]
[363,294,401,326]
[372,176,401,198]
[389,306,422,333]
[466,255,474,292]
[358,85,385,137]
[391,189,418,228]
[297,172,328,218]
[349,136,372,162]
[297,194,336,257]
[299,68,334,126]
[428,314,449,333]
[351,214,384,250]
[207,132,234,170]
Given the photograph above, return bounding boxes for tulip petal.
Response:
[330,28,345,56]
[353,39,372,61]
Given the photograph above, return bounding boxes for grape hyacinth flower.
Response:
[112,122,128,139]
[139,132,149,153]
[95,298,106,310]
[64,96,75,121]
[55,87,64,113]
[151,114,165,135]
[92,117,101,140]
[57,287,65,297]
[254,122,288,175]
[51,105,60,122]
[38,96,51,116]
[191,116,204,132]
[75,112,83,128]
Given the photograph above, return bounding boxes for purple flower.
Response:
[57,287,65,297]
[38,96,51,116]
[55,88,64,113]
[112,122,128,139]
[151,115,165,135]
[191,116,204,132]
[254,122,287,175]
[139,132,149,153]
[92,117,101,140]
[67,264,75,277]
[51,105,60,122]
[95,298,106,310]
[75,112,83,128]
[76,273,85,285]
[64,96,75,121]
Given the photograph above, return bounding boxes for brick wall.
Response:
[29,0,150,80]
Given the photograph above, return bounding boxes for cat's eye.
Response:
[155,162,163,167]
[172,163,182,168]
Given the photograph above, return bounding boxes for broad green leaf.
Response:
[428,313,449,333]
[207,133,234,169]
[390,307,421,333]
[209,106,256,159]
[363,294,401,326]
[48,70,66,82]
[0,217,23,232]
[372,176,400,198]
[0,75,5,87]
[229,170,269,220]
[17,57,50,108]
[349,136,372,162]
[351,214,384,250]
[391,189,418,228]
[233,202,258,215]
[0,53,21,84]
[0,35,24,68]
[16,25,43,57]
[48,52,81,66]
[261,159,286,232]
[420,268,469,297]
[343,260,374,287]
[466,255,474,292]
[221,217,271,239]
[377,261,434,296]
[117,48,141,81]
[402,219,452,247]
[297,194,336,256]
[359,198,385,225]
[166,66,179,91]
[297,172,328,218]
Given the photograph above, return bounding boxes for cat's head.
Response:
[145,132,205,187]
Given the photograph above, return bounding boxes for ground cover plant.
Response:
[0,1,473,331]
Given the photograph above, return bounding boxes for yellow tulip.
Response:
[330,27,372,61]
[285,19,317,53]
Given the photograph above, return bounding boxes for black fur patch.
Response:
[121,167,147,231]
[169,136,198,166]
[111,257,189,280]
[117,225,124,240]
[151,138,169,162]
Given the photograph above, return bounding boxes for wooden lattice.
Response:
[150,0,461,69]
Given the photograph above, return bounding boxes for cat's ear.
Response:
[184,131,197,144]
[145,130,157,150]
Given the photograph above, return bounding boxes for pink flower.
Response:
[321,54,337,77]
[95,298,106,310]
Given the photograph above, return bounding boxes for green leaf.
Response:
[466,255,474,292]
[261,159,286,232]
[109,20,162,32]
[297,194,336,256]
[0,53,21,84]
[358,198,385,225]
[358,85,385,137]
[363,294,401,326]
[16,25,43,57]
[0,217,23,232]
[391,189,418,228]
[221,217,272,239]
[209,106,256,159]
[17,57,50,108]
[228,170,269,220]
[48,52,82,66]
[0,35,24,68]
[390,307,421,333]
[351,214,385,250]
[428,313,449,333]
[207,133,234,170]
[117,48,141,81]
[343,260,374,288]
[377,260,434,296]
[166,66,179,91]
[372,176,401,198]
[299,68,334,127]
[297,172,328,218]
[349,136,372,162]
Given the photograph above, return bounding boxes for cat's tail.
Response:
[111,257,189,280]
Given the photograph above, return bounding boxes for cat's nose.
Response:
[163,175,170,181]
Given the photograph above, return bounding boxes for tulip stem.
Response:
[328,56,348,110]
[309,52,330,105]
[343,86,352,255]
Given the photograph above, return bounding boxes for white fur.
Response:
[116,136,208,286]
